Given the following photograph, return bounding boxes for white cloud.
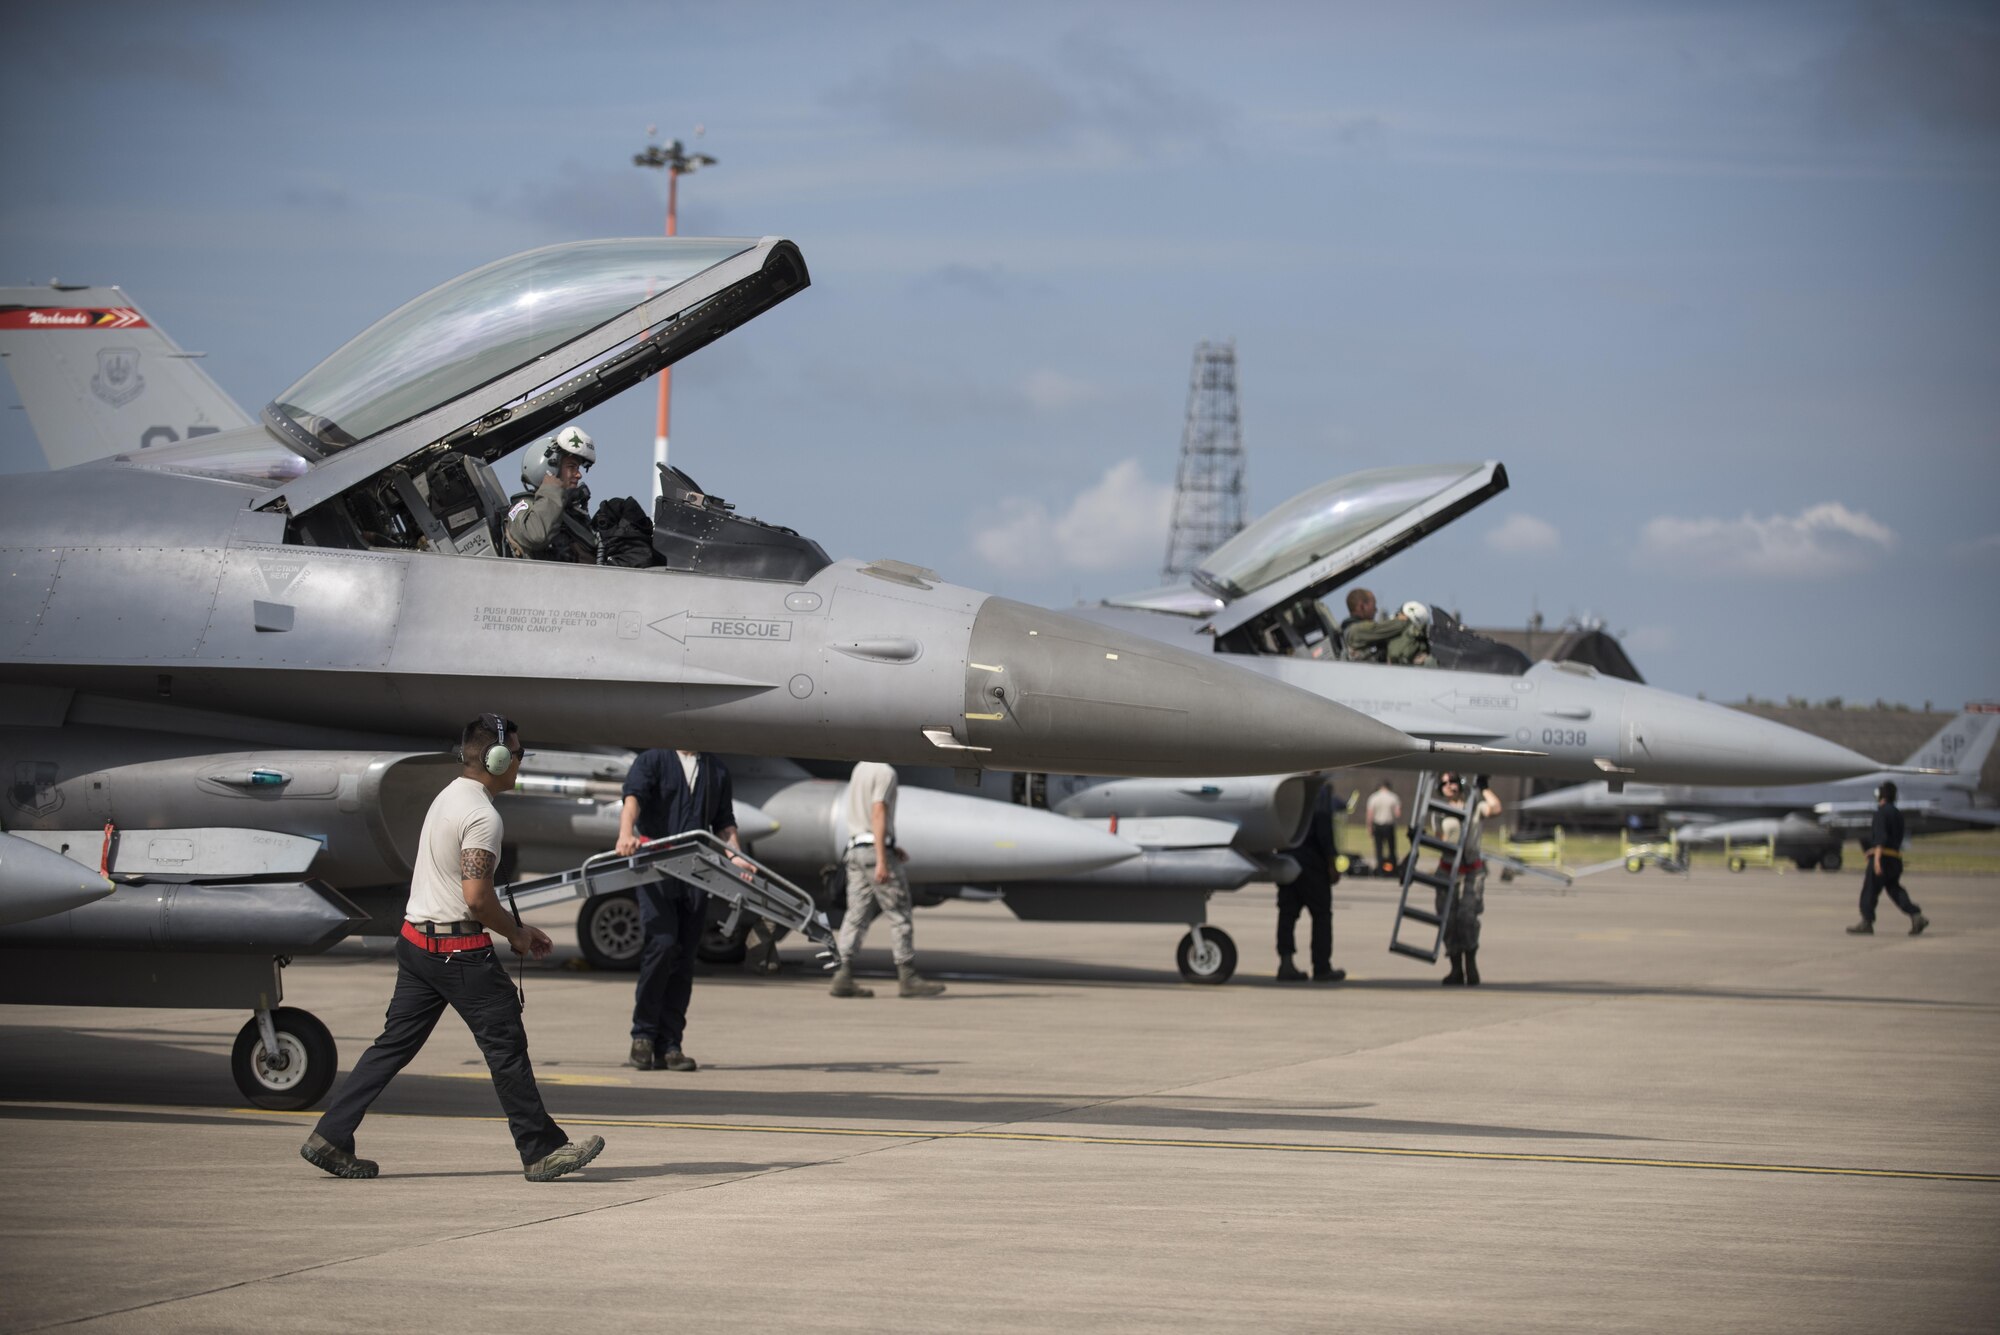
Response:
[1485,513,1561,554]
[1637,502,1896,578]
[972,459,1172,575]
[1020,368,1102,411]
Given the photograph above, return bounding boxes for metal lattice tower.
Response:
[1162,340,1247,579]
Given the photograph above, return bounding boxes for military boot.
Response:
[628,1037,658,1069]
[829,965,874,998]
[1464,950,1480,986]
[300,1133,378,1179]
[1276,955,1307,982]
[524,1135,606,1182]
[1442,952,1466,986]
[1910,914,1930,936]
[1845,921,1873,935]
[898,963,946,998]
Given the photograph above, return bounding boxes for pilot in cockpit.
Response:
[1339,588,1433,666]
[505,427,599,563]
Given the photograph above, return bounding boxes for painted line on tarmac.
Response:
[235,1110,1999,1183]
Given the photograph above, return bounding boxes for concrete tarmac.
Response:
[1,867,1995,1333]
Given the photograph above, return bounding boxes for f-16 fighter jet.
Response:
[1078,461,1888,788]
[1519,707,2000,870]
[0,237,1450,1105]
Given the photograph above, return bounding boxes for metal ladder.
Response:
[500,830,837,959]
[1388,772,1488,963]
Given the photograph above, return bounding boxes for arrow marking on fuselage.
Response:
[648,610,794,646]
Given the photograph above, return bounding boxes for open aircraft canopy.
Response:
[254,236,807,516]
[1108,461,1508,640]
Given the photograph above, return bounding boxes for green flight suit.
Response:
[1341,616,1430,666]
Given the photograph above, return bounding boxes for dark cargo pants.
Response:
[1276,879,1332,971]
[1858,857,1921,924]
[315,937,566,1166]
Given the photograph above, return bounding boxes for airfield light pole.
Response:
[633,126,716,500]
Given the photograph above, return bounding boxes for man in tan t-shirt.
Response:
[1365,780,1403,872]
[829,761,944,999]
[302,713,604,1182]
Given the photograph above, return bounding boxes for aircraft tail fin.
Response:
[1901,707,2000,779]
[0,285,254,469]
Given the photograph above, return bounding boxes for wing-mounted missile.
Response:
[736,770,1139,884]
[0,879,365,954]
[0,831,113,927]
[0,731,459,889]
[1053,773,1321,853]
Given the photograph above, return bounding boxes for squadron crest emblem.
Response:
[90,346,145,407]
[8,761,63,818]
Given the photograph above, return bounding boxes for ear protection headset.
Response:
[461,712,517,776]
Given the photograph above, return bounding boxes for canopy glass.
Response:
[268,238,757,453]
[1196,462,1490,598]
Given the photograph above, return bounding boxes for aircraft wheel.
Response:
[1819,851,1843,873]
[1727,855,1747,873]
[1176,928,1237,985]
[577,891,643,971]
[1625,856,1645,874]
[231,1008,336,1111]
[1792,856,1818,870]
[697,916,749,965]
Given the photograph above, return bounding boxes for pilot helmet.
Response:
[521,426,596,490]
[1401,600,1432,628]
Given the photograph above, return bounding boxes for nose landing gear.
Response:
[231,1005,337,1110]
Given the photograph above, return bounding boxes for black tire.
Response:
[1793,856,1818,870]
[1819,851,1843,872]
[1727,855,1747,873]
[692,903,748,963]
[577,890,644,971]
[1625,856,1645,874]
[1176,928,1237,985]
[231,1007,336,1111]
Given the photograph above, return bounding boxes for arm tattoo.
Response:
[460,848,497,881]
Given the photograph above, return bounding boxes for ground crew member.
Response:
[1366,779,1403,872]
[1276,782,1344,982]
[1435,773,1501,986]
[506,426,597,562]
[829,761,946,998]
[1847,781,1929,936]
[302,714,604,1182]
[616,747,750,1070]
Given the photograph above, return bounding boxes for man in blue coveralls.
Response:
[615,747,749,1070]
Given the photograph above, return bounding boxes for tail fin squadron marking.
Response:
[0,285,253,469]
[1903,709,2000,778]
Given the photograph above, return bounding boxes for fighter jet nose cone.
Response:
[961,599,1419,776]
[1621,693,1883,785]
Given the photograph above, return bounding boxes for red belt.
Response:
[401,920,492,953]
[1436,859,1485,874]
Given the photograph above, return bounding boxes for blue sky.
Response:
[3,0,1995,707]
